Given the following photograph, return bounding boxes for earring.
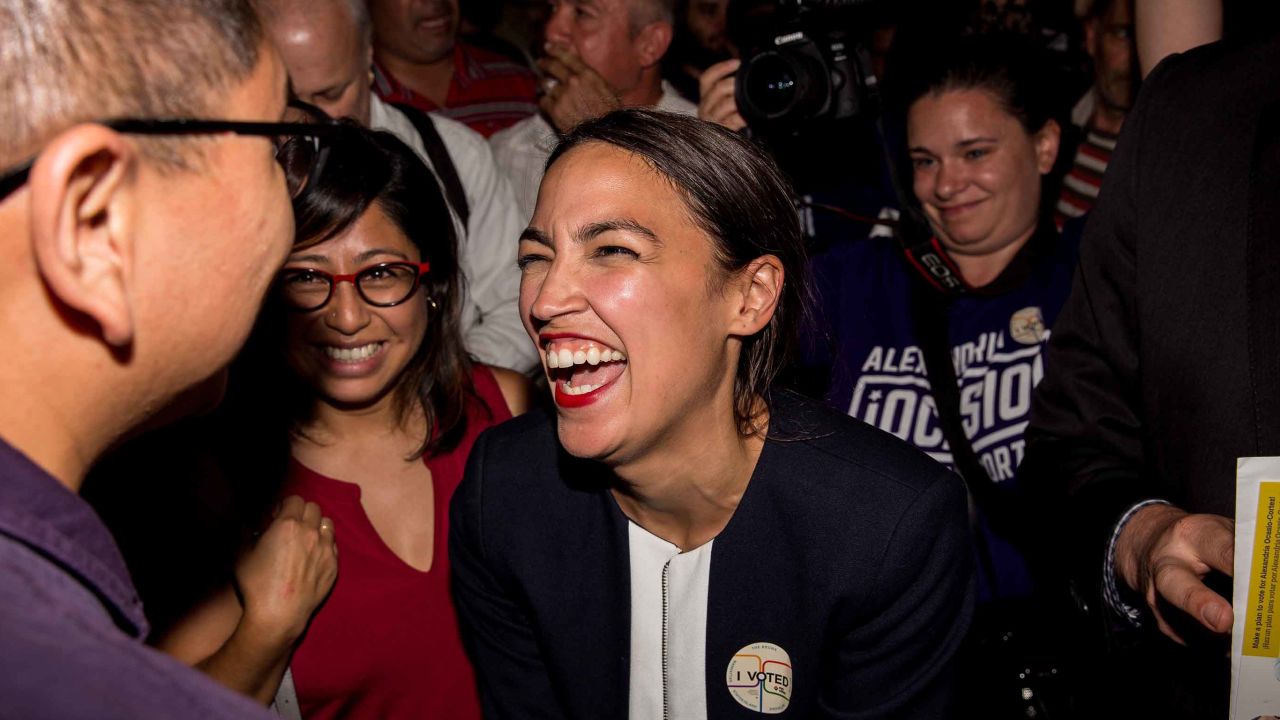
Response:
[427,298,439,311]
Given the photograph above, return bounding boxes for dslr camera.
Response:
[734,0,881,135]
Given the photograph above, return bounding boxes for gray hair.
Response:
[0,0,264,168]
[629,0,675,32]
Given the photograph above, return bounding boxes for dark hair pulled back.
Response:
[897,32,1061,135]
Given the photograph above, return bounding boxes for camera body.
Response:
[734,0,877,135]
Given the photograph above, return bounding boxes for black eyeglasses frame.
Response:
[0,117,348,203]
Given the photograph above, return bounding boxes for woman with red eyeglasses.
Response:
[160,124,528,719]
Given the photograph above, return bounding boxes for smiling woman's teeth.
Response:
[546,345,626,369]
[561,382,601,396]
[324,342,382,362]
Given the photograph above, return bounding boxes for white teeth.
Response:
[324,342,381,362]
[544,343,627,367]
[560,382,600,396]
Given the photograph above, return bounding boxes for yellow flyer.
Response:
[1231,459,1280,719]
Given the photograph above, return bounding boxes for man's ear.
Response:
[1083,17,1100,59]
[634,20,674,69]
[27,124,139,348]
[728,254,784,337]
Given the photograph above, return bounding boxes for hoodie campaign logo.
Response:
[726,642,792,713]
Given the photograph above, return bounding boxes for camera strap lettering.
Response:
[900,235,971,295]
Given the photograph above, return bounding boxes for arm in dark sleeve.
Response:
[819,471,975,718]
[1022,56,1183,615]
[449,431,565,719]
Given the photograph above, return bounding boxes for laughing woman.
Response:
[450,109,974,719]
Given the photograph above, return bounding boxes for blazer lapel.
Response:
[544,455,633,720]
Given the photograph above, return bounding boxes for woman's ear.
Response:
[1034,118,1062,175]
[728,254,785,337]
[27,124,139,348]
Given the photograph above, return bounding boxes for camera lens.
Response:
[743,52,803,117]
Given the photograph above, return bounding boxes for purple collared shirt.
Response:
[0,436,274,719]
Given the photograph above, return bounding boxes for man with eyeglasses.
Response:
[0,1,335,716]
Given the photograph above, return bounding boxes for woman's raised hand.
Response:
[235,495,338,645]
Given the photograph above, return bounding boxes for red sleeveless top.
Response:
[283,366,511,720]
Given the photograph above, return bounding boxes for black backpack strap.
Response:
[911,284,1032,554]
[391,102,470,229]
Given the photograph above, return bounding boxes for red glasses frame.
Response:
[277,261,431,311]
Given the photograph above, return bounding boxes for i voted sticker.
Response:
[726,642,792,714]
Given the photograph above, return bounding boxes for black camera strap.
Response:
[911,282,1038,549]
[910,286,995,563]
[910,285,1036,602]
[900,234,971,294]
[391,102,471,229]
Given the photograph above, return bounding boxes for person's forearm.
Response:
[195,614,298,705]
[1136,0,1222,77]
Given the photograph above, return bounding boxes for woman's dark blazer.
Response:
[449,390,974,719]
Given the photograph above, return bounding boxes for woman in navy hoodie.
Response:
[805,33,1079,715]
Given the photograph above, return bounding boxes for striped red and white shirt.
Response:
[1055,125,1119,228]
[373,41,538,139]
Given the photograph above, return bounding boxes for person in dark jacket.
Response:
[450,108,974,719]
[1023,32,1280,719]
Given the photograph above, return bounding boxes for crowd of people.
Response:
[2,0,1274,718]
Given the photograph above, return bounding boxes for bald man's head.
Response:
[260,0,374,124]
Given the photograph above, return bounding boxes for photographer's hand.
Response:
[538,43,621,133]
[1115,503,1234,643]
[698,59,746,131]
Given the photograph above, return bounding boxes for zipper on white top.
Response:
[662,558,672,720]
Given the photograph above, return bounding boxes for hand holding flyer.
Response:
[1231,458,1280,719]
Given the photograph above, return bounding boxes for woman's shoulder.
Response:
[744,392,969,578]
[454,407,619,550]
[813,230,903,275]
[471,364,537,420]
[766,390,959,500]
[809,228,912,305]
[464,405,562,483]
